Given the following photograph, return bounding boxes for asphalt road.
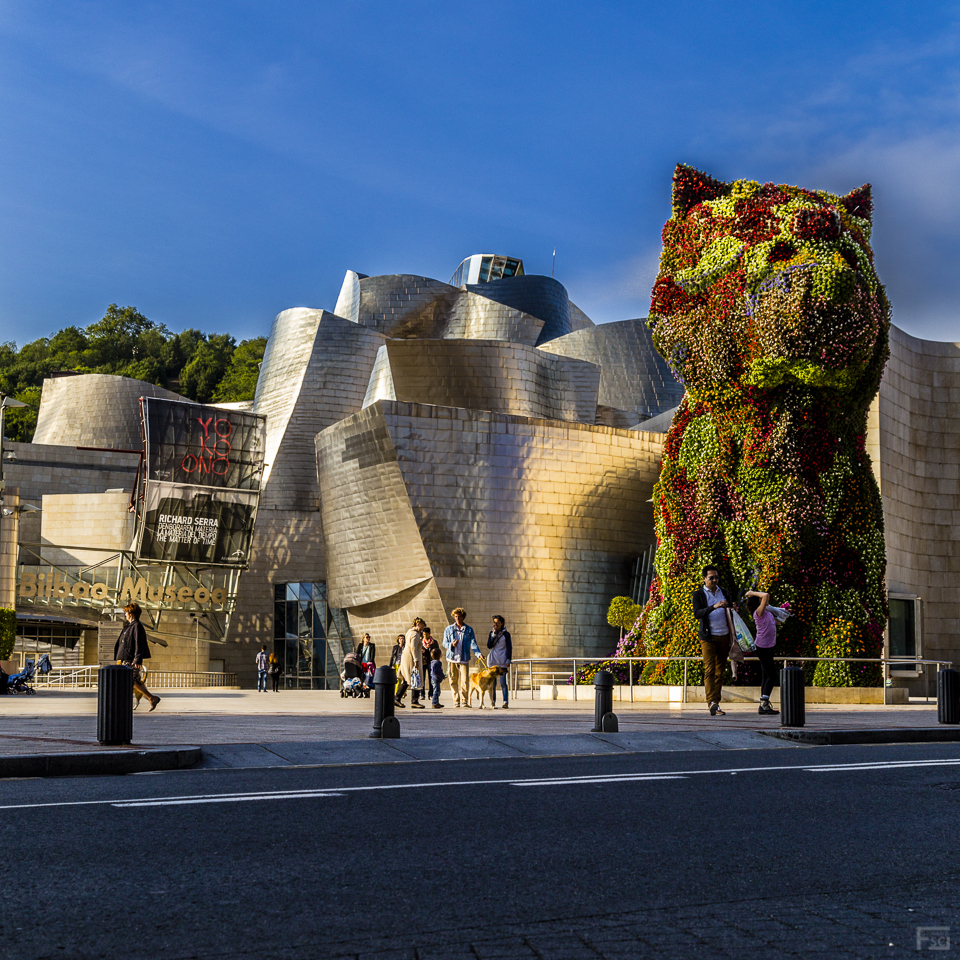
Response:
[2,743,959,959]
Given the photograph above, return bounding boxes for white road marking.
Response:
[114,791,343,807]
[0,755,956,811]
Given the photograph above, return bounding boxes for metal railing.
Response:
[34,666,240,689]
[508,655,954,704]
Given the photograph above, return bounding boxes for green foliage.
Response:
[0,608,15,660]
[179,334,236,403]
[4,386,41,443]
[214,337,267,403]
[607,596,641,636]
[0,306,266,440]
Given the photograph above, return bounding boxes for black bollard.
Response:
[592,669,618,733]
[780,665,805,728]
[97,664,134,745]
[369,665,400,739]
[937,668,960,725]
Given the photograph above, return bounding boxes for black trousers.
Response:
[756,647,777,698]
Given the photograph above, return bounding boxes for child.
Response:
[746,590,780,715]
[429,648,445,709]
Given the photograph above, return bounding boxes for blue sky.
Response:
[1,1,959,345]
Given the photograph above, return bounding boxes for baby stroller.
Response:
[340,652,369,698]
[7,654,50,695]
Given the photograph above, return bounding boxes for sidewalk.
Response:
[0,689,955,777]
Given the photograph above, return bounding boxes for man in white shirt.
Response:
[692,566,736,716]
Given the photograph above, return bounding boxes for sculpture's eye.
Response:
[767,240,795,263]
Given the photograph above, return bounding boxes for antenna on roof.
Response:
[552,249,556,278]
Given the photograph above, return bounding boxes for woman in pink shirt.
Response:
[746,590,779,716]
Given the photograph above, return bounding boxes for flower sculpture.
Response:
[635,164,890,687]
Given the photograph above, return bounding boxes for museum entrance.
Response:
[273,582,352,689]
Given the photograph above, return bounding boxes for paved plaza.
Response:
[0,689,945,760]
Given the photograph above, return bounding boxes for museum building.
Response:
[2,256,952,693]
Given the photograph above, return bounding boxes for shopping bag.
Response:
[731,610,757,652]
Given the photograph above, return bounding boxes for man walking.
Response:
[443,608,480,708]
[692,566,736,716]
[256,646,269,692]
[486,615,512,709]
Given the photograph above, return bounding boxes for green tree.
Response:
[4,385,41,442]
[213,336,266,402]
[607,596,641,639]
[179,334,236,403]
[85,304,169,370]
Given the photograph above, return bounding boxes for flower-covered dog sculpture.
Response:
[639,164,890,686]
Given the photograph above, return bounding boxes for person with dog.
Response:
[398,618,426,709]
[692,566,738,717]
[745,590,780,715]
[429,648,445,708]
[256,645,269,692]
[443,608,481,708]
[486,615,512,709]
[114,602,161,711]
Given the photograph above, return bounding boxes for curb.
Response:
[0,747,202,779]
[759,728,960,745]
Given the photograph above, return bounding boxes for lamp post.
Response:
[0,395,27,490]
[0,395,27,611]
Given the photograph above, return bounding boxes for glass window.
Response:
[889,599,916,663]
[478,257,491,282]
[285,600,299,638]
[273,581,350,689]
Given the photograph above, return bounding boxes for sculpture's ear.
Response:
[672,163,728,218]
[840,184,872,223]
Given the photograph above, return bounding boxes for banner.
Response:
[136,398,265,567]
[142,398,264,490]
[137,482,258,565]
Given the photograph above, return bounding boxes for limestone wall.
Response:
[877,325,960,682]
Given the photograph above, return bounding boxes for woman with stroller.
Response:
[114,602,160,711]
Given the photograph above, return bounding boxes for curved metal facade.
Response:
[361,339,600,423]
[33,374,184,450]
[538,318,683,426]
[316,402,663,657]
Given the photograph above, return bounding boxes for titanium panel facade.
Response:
[361,339,600,424]
[538,318,684,426]
[317,401,664,658]
[255,310,386,510]
[33,374,184,450]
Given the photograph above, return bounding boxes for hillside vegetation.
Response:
[1,305,266,441]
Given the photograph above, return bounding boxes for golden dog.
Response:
[468,665,508,709]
